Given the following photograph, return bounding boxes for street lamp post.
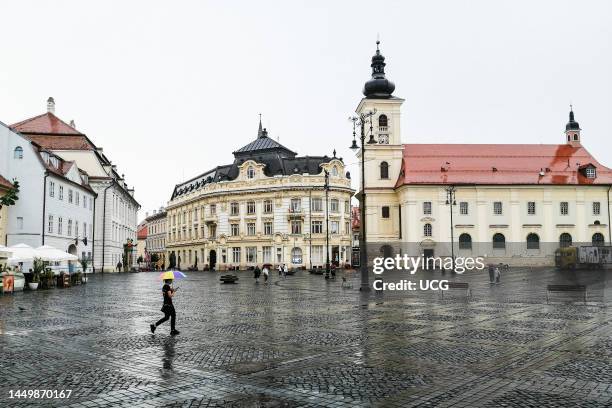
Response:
[349,110,377,291]
[445,186,457,272]
[324,169,331,279]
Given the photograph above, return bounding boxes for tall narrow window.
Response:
[48,215,54,234]
[593,202,601,215]
[527,202,536,215]
[247,167,255,179]
[423,202,432,215]
[560,202,569,215]
[263,200,273,213]
[423,223,432,237]
[378,114,388,128]
[459,202,468,215]
[493,202,503,215]
[382,206,390,218]
[230,202,239,215]
[49,181,55,197]
[247,201,256,215]
[380,161,389,179]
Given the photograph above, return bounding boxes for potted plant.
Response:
[28,258,44,290]
[42,267,55,289]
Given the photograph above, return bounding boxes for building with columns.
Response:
[357,42,612,266]
[166,122,354,270]
[11,98,140,272]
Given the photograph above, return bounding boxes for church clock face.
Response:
[378,134,389,144]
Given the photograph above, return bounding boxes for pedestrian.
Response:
[116,261,122,272]
[494,266,501,284]
[277,264,282,277]
[150,279,180,335]
[263,265,269,284]
[282,264,288,279]
[488,264,495,283]
[254,265,261,283]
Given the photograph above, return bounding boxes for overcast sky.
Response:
[1,0,611,220]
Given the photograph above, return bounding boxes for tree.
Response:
[0,180,20,211]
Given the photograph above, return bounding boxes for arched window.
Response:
[332,166,338,177]
[380,161,389,179]
[291,247,303,264]
[559,233,572,248]
[14,146,23,159]
[459,233,472,250]
[247,167,255,179]
[592,233,605,246]
[493,233,505,249]
[424,223,432,237]
[378,114,388,128]
[527,233,540,249]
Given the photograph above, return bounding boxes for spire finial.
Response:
[333,149,337,158]
[257,114,264,138]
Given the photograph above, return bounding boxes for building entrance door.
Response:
[424,249,435,270]
[209,250,217,270]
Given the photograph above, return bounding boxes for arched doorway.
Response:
[67,244,77,273]
[209,250,217,270]
[291,247,303,265]
[592,233,605,246]
[559,233,572,248]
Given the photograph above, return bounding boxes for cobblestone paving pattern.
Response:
[1,267,612,407]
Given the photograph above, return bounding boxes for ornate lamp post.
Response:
[349,109,377,291]
[324,169,331,278]
[445,186,457,272]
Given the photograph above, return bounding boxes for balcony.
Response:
[287,207,304,220]
[378,126,388,132]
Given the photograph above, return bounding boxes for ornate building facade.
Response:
[144,208,167,268]
[166,123,354,270]
[357,42,612,266]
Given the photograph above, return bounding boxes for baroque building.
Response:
[166,122,354,270]
[357,42,612,266]
[144,208,167,269]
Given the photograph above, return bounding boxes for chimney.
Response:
[69,119,76,128]
[47,97,55,114]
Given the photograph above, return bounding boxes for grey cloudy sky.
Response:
[1,0,610,219]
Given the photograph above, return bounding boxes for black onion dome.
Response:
[566,109,581,131]
[363,41,395,99]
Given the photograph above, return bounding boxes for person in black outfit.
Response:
[150,279,180,335]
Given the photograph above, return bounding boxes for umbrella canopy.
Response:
[7,244,39,263]
[35,245,78,262]
[159,270,187,280]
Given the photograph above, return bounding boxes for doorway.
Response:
[423,249,435,270]
[332,246,340,266]
[67,244,77,273]
[209,250,217,270]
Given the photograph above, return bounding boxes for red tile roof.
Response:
[11,112,83,135]
[28,135,94,150]
[0,175,13,190]
[137,225,148,240]
[396,144,612,187]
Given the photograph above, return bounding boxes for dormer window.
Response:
[14,146,23,159]
[331,166,338,177]
[586,166,596,178]
[247,166,255,179]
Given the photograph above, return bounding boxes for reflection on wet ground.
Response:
[1,267,612,407]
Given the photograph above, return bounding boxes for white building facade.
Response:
[11,98,139,272]
[356,43,612,266]
[0,121,95,269]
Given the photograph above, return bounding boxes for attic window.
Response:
[247,167,255,179]
[586,167,596,179]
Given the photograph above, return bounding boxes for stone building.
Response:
[356,42,612,266]
[166,122,354,270]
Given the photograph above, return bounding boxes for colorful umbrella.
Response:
[159,270,186,280]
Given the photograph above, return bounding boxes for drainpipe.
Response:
[101,181,114,273]
[607,185,612,245]
[41,172,49,245]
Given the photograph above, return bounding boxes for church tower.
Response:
[565,106,581,146]
[355,41,405,244]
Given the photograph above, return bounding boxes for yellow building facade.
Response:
[166,125,354,270]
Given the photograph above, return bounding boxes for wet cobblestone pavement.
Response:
[2,267,612,407]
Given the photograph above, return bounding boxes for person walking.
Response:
[254,265,261,283]
[282,264,288,279]
[263,265,269,284]
[494,265,502,284]
[116,261,122,272]
[277,264,282,277]
[151,279,180,335]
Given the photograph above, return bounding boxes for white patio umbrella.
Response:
[6,243,40,264]
[35,245,78,262]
